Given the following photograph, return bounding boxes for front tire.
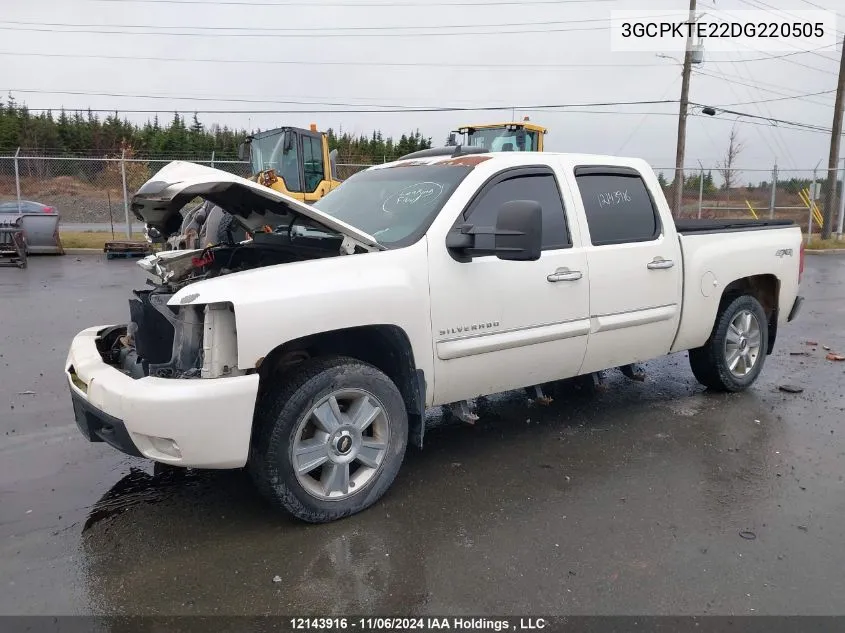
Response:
[249,356,408,523]
[689,294,768,392]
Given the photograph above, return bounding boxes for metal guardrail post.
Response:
[14,147,21,213]
[210,151,215,168]
[121,150,131,238]
[768,163,777,219]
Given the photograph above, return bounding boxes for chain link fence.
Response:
[2,151,843,237]
[654,164,845,235]
[0,152,253,235]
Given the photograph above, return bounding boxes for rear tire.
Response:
[689,294,768,392]
[249,356,408,523]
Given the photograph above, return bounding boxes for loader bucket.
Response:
[18,212,64,254]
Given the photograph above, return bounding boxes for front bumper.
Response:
[66,326,260,469]
[788,296,804,322]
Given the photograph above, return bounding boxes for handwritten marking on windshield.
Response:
[383,182,444,213]
[597,190,631,208]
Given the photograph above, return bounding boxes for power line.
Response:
[720,57,790,166]
[690,113,830,135]
[727,0,845,42]
[3,47,834,70]
[91,0,616,5]
[729,47,802,168]
[12,99,681,115]
[21,87,760,115]
[0,22,630,37]
[691,103,833,133]
[719,88,836,106]
[693,68,835,107]
[703,11,839,75]
[616,75,681,153]
[695,64,834,95]
[2,89,429,109]
[0,50,668,69]
[0,16,621,32]
[794,0,831,9]
[739,43,839,62]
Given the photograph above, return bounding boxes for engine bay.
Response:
[97,230,346,379]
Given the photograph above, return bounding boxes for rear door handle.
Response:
[547,268,583,282]
[647,257,674,270]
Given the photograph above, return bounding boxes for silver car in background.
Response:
[0,200,64,254]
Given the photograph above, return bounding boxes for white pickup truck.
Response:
[66,148,804,522]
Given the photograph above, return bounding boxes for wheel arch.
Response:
[255,324,426,448]
[718,273,780,354]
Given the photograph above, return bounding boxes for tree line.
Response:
[0,96,432,163]
[657,169,839,196]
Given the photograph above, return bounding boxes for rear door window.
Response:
[575,170,661,246]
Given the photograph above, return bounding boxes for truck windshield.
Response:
[467,128,537,152]
[312,164,472,247]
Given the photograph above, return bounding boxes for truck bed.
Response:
[674,218,794,235]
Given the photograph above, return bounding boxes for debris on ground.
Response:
[823,345,831,351]
[272,575,282,583]
[739,530,757,540]
[620,363,646,382]
[797,525,808,532]
[779,385,804,394]
[17,390,36,395]
[826,353,845,361]
[806,341,819,346]
[789,351,811,356]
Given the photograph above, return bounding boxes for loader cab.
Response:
[450,121,547,153]
[239,124,341,203]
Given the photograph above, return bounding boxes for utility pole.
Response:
[821,38,845,239]
[671,0,697,218]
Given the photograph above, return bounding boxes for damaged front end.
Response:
[96,292,235,380]
[97,248,252,380]
[97,226,349,381]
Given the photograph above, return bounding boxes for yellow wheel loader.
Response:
[158,125,343,250]
[448,119,547,152]
[238,123,342,203]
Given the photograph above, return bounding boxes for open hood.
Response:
[130,161,383,252]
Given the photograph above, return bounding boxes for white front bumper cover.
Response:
[66,326,260,469]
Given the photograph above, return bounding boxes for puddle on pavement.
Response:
[82,464,205,533]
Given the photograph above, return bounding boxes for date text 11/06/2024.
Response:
[289,618,549,631]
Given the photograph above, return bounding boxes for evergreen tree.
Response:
[0,96,434,163]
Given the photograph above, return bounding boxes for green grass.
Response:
[805,236,845,250]
[60,230,153,250]
[59,231,112,249]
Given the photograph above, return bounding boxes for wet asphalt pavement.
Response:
[1,253,844,616]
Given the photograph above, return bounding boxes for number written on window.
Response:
[597,189,632,208]
[576,172,660,246]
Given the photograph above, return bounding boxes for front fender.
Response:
[169,239,433,378]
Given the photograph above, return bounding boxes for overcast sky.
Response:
[2,0,843,175]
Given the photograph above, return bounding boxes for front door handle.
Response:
[647,257,675,270]
[547,268,583,282]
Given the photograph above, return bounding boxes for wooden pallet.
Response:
[103,240,152,260]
